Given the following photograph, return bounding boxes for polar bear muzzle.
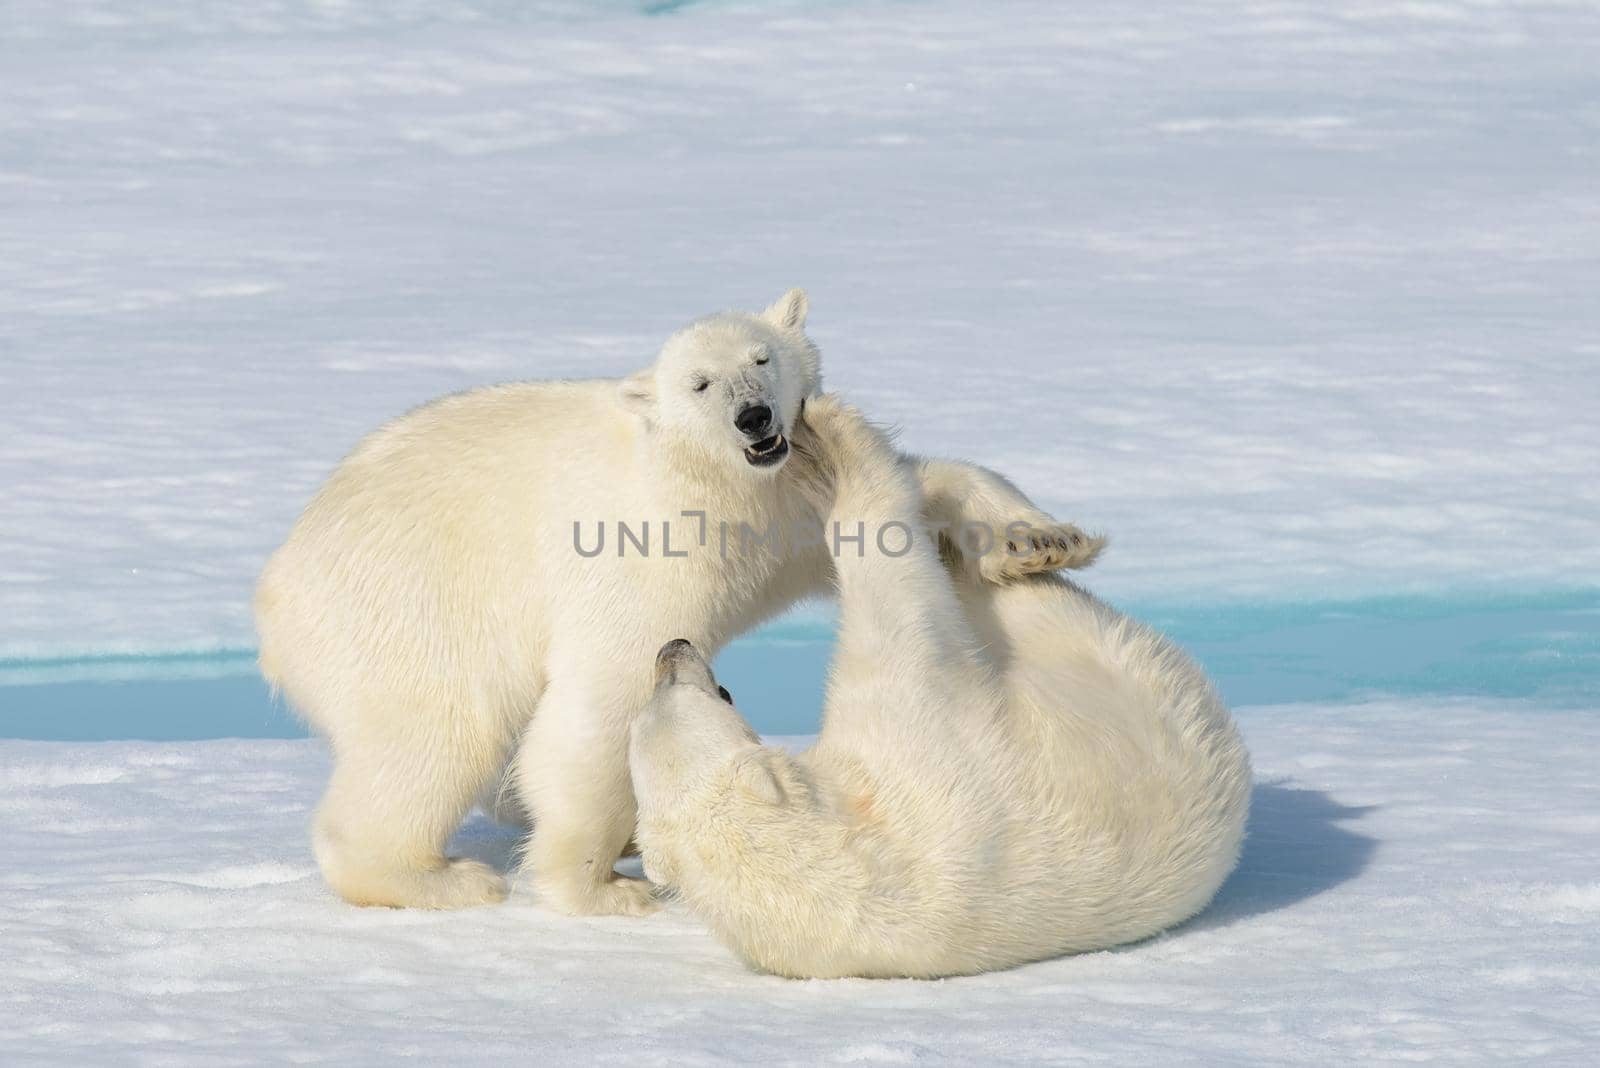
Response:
[743,432,789,468]
[655,638,716,691]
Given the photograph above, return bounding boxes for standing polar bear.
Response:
[629,397,1251,978]
[255,291,1105,914]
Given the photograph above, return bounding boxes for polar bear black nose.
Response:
[735,404,772,437]
[655,638,709,685]
[658,638,697,662]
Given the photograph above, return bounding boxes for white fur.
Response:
[629,397,1250,977]
[255,292,1103,913]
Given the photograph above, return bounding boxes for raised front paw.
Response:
[981,521,1107,583]
[797,394,897,472]
[790,394,906,514]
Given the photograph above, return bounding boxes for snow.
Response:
[5,0,1600,1060]
[4,701,1599,1063]
[4,0,1600,658]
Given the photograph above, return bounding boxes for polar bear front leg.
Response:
[513,671,660,917]
[912,457,1107,582]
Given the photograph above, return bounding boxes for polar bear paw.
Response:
[329,857,509,910]
[427,859,512,908]
[982,522,1107,582]
[544,874,662,917]
[797,395,897,471]
[792,394,909,514]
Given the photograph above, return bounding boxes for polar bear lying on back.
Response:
[256,291,1104,915]
[629,397,1251,978]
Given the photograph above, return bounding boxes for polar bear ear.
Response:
[761,288,809,334]
[733,749,787,806]
[617,369,656,416]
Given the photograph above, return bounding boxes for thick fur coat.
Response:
[256,292,1102,913]
[630,397,1250,976]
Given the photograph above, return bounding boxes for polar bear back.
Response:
[255,380,643,727]
[965,575,1251,956]
[794,573,1251,974]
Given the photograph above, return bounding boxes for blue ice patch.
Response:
[1,589,1595,740]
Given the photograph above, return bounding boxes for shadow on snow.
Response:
[444,780,1378,938]
[1188,781,1378,931]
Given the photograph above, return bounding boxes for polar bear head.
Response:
[629,637,801,888]
[618,290,821,476]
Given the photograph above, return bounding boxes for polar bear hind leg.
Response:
[913,457,1107,582]
[311,700,510,910]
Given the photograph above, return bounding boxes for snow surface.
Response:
[4,0,1600,658]
[4,702,1599,1064]
[5,1,1600,1061]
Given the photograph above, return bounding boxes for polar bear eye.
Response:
[754,355,769,366]
[692,378,710,393]
[718,685,733,704]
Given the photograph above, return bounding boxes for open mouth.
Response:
[743,432,789,468]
